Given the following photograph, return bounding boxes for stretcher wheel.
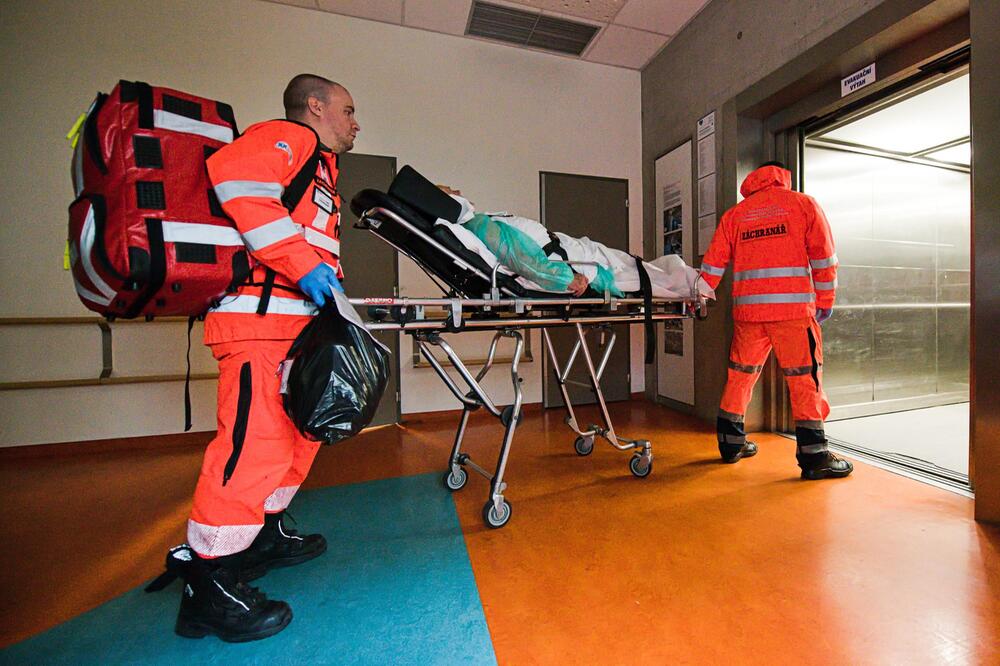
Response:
[629,453,652,478]
[574,436,594,456]
[443,468,468,491]
[482,498,512,528]
[500,405,522,428]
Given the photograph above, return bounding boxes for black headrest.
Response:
[350,188,435,231]
[388,165,462,223]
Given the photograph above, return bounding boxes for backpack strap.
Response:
[256,119,324,315]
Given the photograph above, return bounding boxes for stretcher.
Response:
[348,187,707,528]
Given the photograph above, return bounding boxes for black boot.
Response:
[795,423,852,479]
[145,545,292,642]
[717,415,757,463]
[798,451,854,480]
[241,511,327,582]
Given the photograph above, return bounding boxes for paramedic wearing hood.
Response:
[699,162,853,480]
[151,74,360,643]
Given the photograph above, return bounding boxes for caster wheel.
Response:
[443,468,468,491]
[500,405,523,427]
[629,454,652,478]
[574,436,594,456]
[482,498,512,528]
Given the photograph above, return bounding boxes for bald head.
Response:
[283,74,340,121]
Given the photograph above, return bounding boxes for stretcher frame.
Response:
[352,201,706,528]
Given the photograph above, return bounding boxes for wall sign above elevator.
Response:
[841,63,877,97]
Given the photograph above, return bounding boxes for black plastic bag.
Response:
[282,293,391,444]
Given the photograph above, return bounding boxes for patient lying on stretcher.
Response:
[435,186,715,300]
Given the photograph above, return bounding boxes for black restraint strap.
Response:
[83,93,109,174]
[542,232,568,261]
[633,255,655,364]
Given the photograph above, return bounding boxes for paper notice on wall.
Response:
[697,111,716,140]
[697,132,715,178]
[698,213,716,255]
[698,172,716,216]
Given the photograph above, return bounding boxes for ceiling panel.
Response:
[404,0,473,35]
[583,23,667,69]
[612,0,707,35]
[315,0,403,24]
[821,75,970,155]
[503,0,626,22]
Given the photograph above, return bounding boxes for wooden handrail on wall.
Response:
[0,316,217,391]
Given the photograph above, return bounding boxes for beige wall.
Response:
[0,0,643,445]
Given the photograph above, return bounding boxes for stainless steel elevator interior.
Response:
[802,71,971,479]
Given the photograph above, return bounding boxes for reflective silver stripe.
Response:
[813,279,838,290]
[718,409,744,423]
[782,366,813,376]
[242,216,299,251]
[797,443,828,455]
[264,485,300,512]
[213,180,283,204]
[186,519,262,557]
[311,207,331,231]
[303,227,341,255]
[809,254,838,269]
[735,292,815,306]
[701,263,725,277]
[728,360,763,374]
[153,109,234,143]
[73,279,112,306]
[718,433,746,445]
[795,420,824,430]
[161,221,245,246]
[80,204,117,300]
[734,266,810,281]
[211,294,318,316]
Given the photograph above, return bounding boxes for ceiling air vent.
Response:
[467,1,599,56]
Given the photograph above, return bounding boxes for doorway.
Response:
[800,71,970,480]
[338,152,400,427]
[539,172,631,408]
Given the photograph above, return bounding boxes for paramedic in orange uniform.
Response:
[699,161,853,481]
[156,74,360,642]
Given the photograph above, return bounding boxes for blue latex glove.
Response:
[298,263,344,308]
[815,307,833,324]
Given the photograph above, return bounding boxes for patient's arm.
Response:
[464,215,581,292]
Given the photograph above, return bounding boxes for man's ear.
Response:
[306,95,323,118]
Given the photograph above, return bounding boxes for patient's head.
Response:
[283,74,360,154]
[436,185,475,223]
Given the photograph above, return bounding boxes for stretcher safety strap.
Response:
[153,109,234,143]
[161,221,245,246]
[211,294,318,316]
[809,254,838,269]
[734,266,810,280]
[242,216,299,251]
[213,180,283,204]
[735,292,815,306]
[633,255,655,364]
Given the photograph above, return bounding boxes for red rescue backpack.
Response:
[68,80,249,319]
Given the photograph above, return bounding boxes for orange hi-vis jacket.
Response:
[204,120,342,343]
[699,165,838,322]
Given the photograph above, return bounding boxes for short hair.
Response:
[283,74,340,120]
[758,160,787,170]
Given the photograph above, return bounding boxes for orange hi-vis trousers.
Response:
[187,340,321,558]
[718,318,831,455]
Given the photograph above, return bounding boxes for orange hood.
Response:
[740,165,792,198]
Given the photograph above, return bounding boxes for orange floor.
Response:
[2,401,998,663]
